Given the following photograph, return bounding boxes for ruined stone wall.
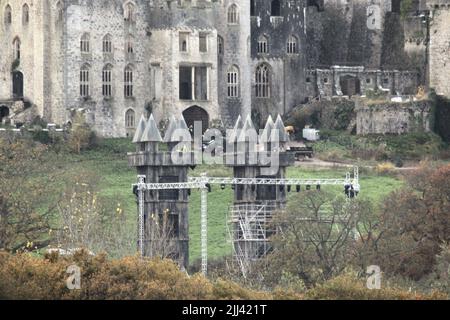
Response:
[356,100,432,135]
[428,3,450,98]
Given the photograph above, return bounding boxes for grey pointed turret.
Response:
[140,114,163,142]
[274,115,289,142]
[163,115,178,143]
[132,115,148,143]
[260,115,275,142]
[229,115,243,143]
[238,114,257,142]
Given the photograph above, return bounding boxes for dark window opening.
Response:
[340,75,361,96]
[195,67,208,101]
[199,33,207,52]
[183,105,209,134]
[392,0,401,13]
[271,0,281,16]
[12,71,24,99]
[179,67,192,100]
[250,0,256,16]
[159,176,179,200]
[0,106,9,123]
[179,66,208,101]
[256,176,277,201]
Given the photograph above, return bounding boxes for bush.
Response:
[306,273,446,300]
[0,251,272,300]
[375,162,395,175]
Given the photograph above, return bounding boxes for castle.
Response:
[0,0,449,137]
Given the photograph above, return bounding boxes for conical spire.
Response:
[238,114,257,142]
[140,114,163,142]
[228,115,243,143]
[274,114,289,142]
[163,115,178,143]
[260,115,275,142]
[179,116,189,131]
[132,114,148,143]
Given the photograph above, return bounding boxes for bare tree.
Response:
[263,191,368,286]
[146,209,178,260]
[54,175,134,258]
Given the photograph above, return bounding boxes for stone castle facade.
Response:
[0,0,448,137]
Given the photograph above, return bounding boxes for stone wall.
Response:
[428,2,450,98]
[250,0,306,124]
[356,100,432,135]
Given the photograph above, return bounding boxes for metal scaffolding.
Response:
[227,203,280,278]
[133,166,360,276]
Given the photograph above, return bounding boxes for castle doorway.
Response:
[183,106,209,134]
[12,71,23,99]
[340,75,361,97]
[0,106,9,123]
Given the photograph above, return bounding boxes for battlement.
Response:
[423,0,450,10]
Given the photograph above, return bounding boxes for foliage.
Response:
[286,100,355,135]
[0,251,272,300]
[400,0,415,19]
[0,137,60,253]
[313,130,444,162]
[263,191,375,287]
[54,172,135,258]
[375,162,395,175]
[306,272,446,300]
[368,164,450,280]
[67,113,97,154]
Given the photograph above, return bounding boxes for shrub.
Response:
[375,162,395,175]
[306,273,446,300]
[0,251,272,300]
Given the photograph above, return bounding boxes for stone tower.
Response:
[250,0,307,122]
[426,0,450,98]
[128,114,194,268]
[227,114,295,274]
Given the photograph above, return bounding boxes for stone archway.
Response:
[340,75,361,97]
[12,71,24,99]
[182,106,209,134]
[0,106,10,123]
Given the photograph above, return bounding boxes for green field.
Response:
[49,139,405,263]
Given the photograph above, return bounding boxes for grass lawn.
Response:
[50,138,405,263]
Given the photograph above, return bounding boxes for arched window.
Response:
[124,65,133,98]
[255,64,271,98]
[80,33,90,53]
[227,65,240,98]
[227,4,239,24]
[103,34,112,53]
[287,35,298,54]
[4,4,12,25]
[102,64,113,97]
[218,36,224,55]
[124,2,135,22]
[271,0,281,16]
[125,109,136,128]
[80,64,90,97]
[126,35,134,54]
[257,35,269,54]
[22,4,29,25]
[13,38,21,60]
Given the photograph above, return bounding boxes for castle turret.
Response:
[129,114,194,268]
[227,115,295,274]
